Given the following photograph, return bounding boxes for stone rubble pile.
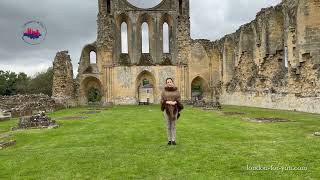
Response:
[182,100,193,106]
[192,99,222,110]
[193,100,206,107]
[15,111,59,129]
[203,100,222,110]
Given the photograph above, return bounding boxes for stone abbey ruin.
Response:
[52,0,320,113]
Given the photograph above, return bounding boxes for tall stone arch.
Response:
[135,70,157,104]
[79,76,104,105]
[191,76,209,101]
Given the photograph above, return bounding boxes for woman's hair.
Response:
[166,78,173,83]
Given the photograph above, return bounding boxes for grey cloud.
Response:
[190,0,281,40]
[127,0,163,8]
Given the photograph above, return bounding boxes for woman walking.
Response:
[160,78,183,145]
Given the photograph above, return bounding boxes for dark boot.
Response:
[167,141,172,145]
[171,141,176,145]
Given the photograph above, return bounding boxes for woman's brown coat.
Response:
[160,84,184,121]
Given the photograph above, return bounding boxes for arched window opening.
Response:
[107,0,111,14]
[90,51,97,64]
[163,23,170,53]
[191,77,207,101]
[142,22,149,53]
[284,46,288,68]
[179,0,183,15]
[121,22,128,53]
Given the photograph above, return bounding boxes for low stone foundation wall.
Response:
[113,97,139,105]
[0,94,64,117]
[220,93,320,114]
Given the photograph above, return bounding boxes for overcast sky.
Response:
[0,0,281,76]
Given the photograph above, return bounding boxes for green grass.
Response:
[0,105,320,179]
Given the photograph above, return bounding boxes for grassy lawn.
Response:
[0,105,320,179]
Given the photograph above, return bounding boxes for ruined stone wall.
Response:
[176,15,191,65]
[0,94,64,117]
[222,35,237,84]
[216,0,320,113]
[52,51,76,105]
[189,40,212,100]
[97,0,114,53]
[289,0,320,97]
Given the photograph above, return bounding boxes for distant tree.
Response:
[0,67,53,96]
[28,67,53,96]
[0,71,19,95]
[0,70,5,95]
[15,72,31,94]
[88,87,101,103]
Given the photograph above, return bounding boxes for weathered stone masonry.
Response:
[218,0,320,113]
[52,51,76,106]
[0,94,63,117]
[52,0,320,113]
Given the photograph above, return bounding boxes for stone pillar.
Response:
[176,0,191,65]
[223,37,235,84]
[209,61,213,100]
[131,15,138,64]
[105,64,114,104]
[155,15,161,64]
[184,65,189,100]
[150,17,157,64]
[176,15,191,65]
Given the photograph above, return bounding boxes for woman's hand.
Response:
[166,101,177,105]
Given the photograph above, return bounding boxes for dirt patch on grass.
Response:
[53,116,88,121]
[246,117,291,123]
[79,111,101,114]
[222,112,245,116]
[87,107,108,111]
